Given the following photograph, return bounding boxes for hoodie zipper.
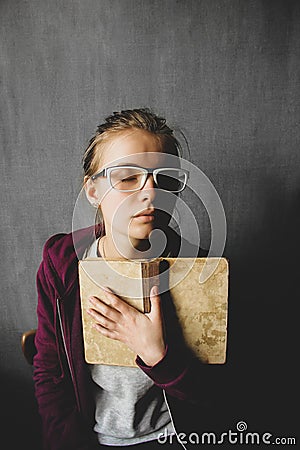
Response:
[56,297,81,413]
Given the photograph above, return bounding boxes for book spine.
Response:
[141,261,160,313]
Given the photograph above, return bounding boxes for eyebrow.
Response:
[112,163,143,168]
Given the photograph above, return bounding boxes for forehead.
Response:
[100,129,167,168]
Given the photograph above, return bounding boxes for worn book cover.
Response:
[79,257,229,366]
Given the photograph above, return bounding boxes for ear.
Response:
[84,176,100,207]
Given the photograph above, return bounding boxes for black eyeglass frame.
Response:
[91,165,189,193]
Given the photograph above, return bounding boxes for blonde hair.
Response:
[82,108,182,179]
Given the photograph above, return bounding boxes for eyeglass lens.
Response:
[109,167,186,192]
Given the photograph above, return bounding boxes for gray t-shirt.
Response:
[84,238,175,446]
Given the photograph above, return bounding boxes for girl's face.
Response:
[85,129,177,249]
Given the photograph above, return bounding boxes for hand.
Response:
[87,285,166,366]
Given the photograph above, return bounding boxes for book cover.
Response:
[79,257,229,366]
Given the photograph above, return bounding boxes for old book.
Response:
[79,257,229,367]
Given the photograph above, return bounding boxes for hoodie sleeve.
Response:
[135,284,205,404]
[135,343,203,404]
[33,257,97,450]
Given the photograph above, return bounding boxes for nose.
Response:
[139,174,157,201]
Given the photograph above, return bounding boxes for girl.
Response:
[33,109,206,450]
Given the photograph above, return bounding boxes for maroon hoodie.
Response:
[33,225,207,449]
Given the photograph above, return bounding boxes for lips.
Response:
[132,209,156,223]
[133,209,155,218]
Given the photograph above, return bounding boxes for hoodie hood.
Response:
[41,224,103,299]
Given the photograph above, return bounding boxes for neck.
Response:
[100,233,153,260]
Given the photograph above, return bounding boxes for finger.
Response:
[100,285,115,294]
[89,296,121,322]
[146,285,162,322]
[87,308,117,330]
[99,287,136,315]
[93,322,120,340]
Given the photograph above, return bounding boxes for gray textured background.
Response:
[1,0,299,448]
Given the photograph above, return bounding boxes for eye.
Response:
[121,176,138,182]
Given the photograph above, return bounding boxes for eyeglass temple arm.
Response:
[91,168,107,181]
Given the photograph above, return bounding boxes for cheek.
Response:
[100,192,133,224]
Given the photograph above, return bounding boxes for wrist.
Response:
[138,345,167,367]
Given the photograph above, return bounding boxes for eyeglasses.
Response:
[91,165,189,193]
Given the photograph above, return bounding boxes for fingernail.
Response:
[151,285,159,296]
[101,285,112,293]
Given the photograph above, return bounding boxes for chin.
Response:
[129,225,155,241]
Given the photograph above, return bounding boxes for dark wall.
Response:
[1,0,299,448]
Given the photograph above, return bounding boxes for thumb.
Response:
[147,285,162,322]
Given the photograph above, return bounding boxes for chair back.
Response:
[21,329,37,365]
